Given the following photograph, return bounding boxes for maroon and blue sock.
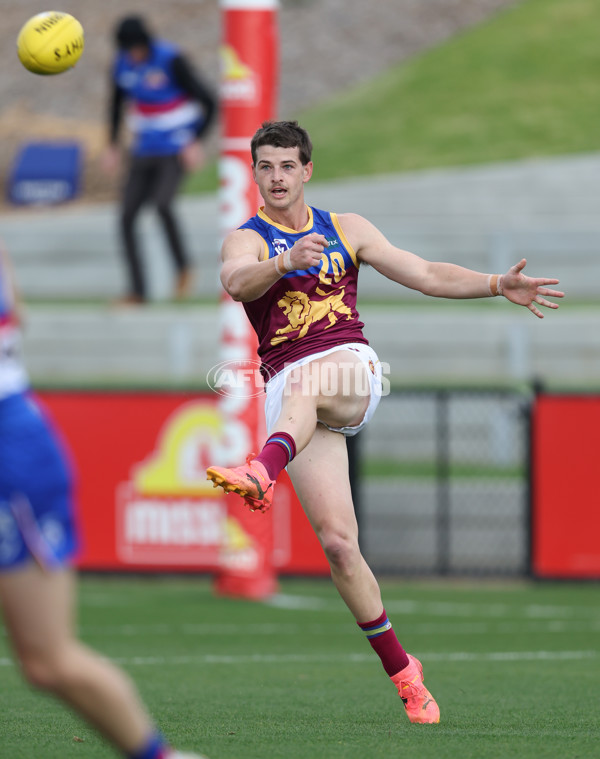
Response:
[358,608,410,677]
[255,431,297,480]
[128,733,170,759]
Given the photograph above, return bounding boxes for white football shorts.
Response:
[264,342,383,437]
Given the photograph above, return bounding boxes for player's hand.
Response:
[288,232,328,271]
[180,141,205,172]
[501,258,564,318]
[100,145,121,177]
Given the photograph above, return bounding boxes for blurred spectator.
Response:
[103,15,216,305]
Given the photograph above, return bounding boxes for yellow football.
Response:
[17,11,84,75]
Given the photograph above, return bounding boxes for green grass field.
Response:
[1,576,598,759]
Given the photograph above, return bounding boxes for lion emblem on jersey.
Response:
[271,286,353,346]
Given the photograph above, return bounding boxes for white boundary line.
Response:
[3,616,599,640]
[0,650,596,668]
[268,594,600,619]
[80,592,600,621]
[30,619,599,637]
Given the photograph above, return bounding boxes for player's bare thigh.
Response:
[284,349,370,429]
[0,563,75,657]
[287,423,358,537]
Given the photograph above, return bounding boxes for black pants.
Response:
[120,153,189,299]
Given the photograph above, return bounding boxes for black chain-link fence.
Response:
[353,389,532,576]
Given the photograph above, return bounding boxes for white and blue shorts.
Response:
[0,392,78,571]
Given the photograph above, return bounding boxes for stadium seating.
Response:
[7,141,82,206]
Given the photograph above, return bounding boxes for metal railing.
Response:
[354,388,532,576]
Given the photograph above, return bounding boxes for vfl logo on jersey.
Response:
[273,238,289,256]
[271,286,353,346]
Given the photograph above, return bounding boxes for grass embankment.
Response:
[187,0,600,193]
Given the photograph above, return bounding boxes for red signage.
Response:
[37,391,328,576]
[531,394,600,578]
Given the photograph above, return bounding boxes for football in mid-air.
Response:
[17,11,84,75]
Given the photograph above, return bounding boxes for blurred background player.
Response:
[104,15,216,305]
[0,240,207,759]
[207,120,564,725]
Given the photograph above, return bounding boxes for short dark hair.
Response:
[115,16,152,50]
[250,121,312,166]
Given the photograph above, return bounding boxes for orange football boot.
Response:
[390,654,440,724]
[206,454,274,512]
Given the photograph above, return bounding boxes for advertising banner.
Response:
[531,394,600,578]
[37,391,328,576]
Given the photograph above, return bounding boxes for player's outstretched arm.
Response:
[499,258,564,319]
[340,214,564,318]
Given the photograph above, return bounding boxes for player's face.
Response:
[126,45,150,64]
[252,146,313,211]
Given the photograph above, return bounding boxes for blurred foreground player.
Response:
[207,121,564,724]
[104,15,216,304]
[0,242,207,758]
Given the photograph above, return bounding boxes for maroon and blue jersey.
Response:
[240,206,368,379]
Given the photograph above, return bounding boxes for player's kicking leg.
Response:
[288,424,440,724]
[206,349,439,722]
